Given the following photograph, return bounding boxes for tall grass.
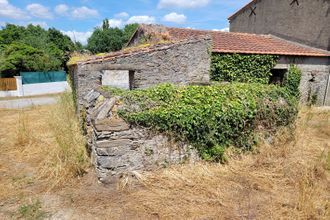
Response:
[40,92,89,186]
[16,110,34,148]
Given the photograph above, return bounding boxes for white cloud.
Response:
[26,3,53,19]
[115,12,129,18]
[55,4,69,15]
[108,19,124,27]
[127,15,155,24]
[0,0,30,20]
[163,12,186,24]
[72,6,99,19]
[158,0,210,9]
[212,27,229,32]
[61,30,92,45]
[98,19,124,28]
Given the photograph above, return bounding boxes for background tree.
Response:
[0,24,76,77]
[87,19,138,54]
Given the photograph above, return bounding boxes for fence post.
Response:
[14,76,23,97]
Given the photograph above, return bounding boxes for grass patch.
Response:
[40,92,89,187]
[16,110,34,148]
[18,199,47,220]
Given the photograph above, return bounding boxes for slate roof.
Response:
[150,26,330,57]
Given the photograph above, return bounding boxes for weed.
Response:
[16,110,33,147]
[18,199,47,220]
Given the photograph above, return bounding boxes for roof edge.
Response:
[77,36,212,66]
[228,0,258,21]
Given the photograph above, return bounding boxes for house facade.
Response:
[229,0,330,51]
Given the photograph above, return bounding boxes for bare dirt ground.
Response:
[0,106,329,219]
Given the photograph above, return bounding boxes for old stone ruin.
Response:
[82,89,199,183]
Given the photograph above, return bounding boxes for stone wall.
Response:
[229,0,330,50]
[277,56,330,105]
[83,89,199,183]
[69,38,211,110]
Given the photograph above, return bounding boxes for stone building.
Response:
[126,25,330,106]
[69,37,211,110]
[229,0,330,51]
[68,24,330,182]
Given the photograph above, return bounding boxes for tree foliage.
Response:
[0,24,75,77]
[211,54,279,84]
[87,19,138,54]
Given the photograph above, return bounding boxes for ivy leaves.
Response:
[108,83,298,162]
[210,54,278,84]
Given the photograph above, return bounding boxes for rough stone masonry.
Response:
[69,37,212,112]
[83,89,199,183]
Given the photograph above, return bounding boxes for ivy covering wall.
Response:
[103,83,298,162]
[211,54,279,84]
[285,65,302,98]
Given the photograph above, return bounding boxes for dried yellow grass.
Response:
[39,92,89,187]
[0,102,329,219]
[122,108,330,219]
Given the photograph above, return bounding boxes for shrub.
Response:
[285,65,302,98]
[105,83,298,161]
[210,54,278,84]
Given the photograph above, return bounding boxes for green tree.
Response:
[86,20,138,54]
[0,42,61,77]
[0,23,76,77]
[0,24,26,45]
[87,27,124,53]
[47,28,75,52]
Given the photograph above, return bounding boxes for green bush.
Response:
[285,65,302,98]
[105,83,298,161]
[211,54,278,84]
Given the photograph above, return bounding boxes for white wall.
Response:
[0,90,18,97]
[22,81,70,96]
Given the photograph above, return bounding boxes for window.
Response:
[269,69,287,85]
[102,70,134,90]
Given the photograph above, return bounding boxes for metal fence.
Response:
[0,78,17,91]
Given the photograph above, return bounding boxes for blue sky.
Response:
[0,0,251,44]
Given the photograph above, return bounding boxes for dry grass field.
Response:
[0,95,329,219]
